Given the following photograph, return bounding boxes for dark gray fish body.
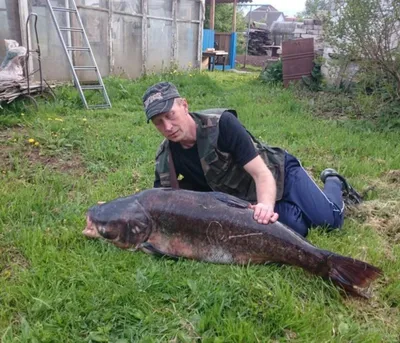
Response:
[84,188,382,297]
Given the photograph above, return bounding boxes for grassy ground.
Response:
[0,70,399,343]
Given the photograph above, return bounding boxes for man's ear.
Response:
[181,98,188,112]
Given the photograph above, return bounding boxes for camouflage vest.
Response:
[155,108,286,202]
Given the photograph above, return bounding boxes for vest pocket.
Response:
[203,150,230,175]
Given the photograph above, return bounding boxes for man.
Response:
[142,81,362,237]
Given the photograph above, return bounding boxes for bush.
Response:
[259,60,283,85]
[322,0,400,119]
[301,59,324,91]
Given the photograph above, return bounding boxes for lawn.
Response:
[0,70,399,342]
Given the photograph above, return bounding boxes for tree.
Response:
[304,0,330,18]
[324,0,400,99]
[204,4,247,32]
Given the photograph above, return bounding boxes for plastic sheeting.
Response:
[0,0,21,59]
[29,2,71,81]
[0,39,27,81]
[112,14,142,78]
[0,0,203,82]
[177,23,199,69]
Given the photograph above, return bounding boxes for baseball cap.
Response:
[142,82,181,123]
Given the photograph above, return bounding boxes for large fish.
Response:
[83,188,382,298]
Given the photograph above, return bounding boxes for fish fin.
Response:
[211,192,251,209]
[327,254,383,298]
[139,242,180,261]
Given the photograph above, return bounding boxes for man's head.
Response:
[142,82,195,143]
[142,82,181,123]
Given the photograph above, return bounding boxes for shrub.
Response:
[259,60,283,85]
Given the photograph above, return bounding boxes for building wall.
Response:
[0,0,204,82]
[0,0,22,59]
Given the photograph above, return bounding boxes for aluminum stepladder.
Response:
[46,0,111,109]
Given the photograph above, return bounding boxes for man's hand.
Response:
[249,203,279,224]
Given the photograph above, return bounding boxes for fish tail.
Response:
[326,254,383,297]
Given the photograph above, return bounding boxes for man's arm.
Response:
[243,155,279,224]
[218,111,279,224]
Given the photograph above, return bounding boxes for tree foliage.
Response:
[295,0,329,19]
[323,0,400,100]
[204,4,247,32]
[304,0,330,17]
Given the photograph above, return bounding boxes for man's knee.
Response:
[310,210,344,230]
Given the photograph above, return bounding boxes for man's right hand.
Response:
[249,202,279,225]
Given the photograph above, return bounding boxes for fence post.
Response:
[108,0,114,75]
[141,0,148,75]
[197,0,205,69]
[18,0,33,79]
[172,0,178,67]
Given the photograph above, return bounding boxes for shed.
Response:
[202,0,252,71]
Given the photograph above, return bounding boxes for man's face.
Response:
[151,98,190,142]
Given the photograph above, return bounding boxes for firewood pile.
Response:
[247,28,274,56]
[0,79,52,105]
[0,39,55,106]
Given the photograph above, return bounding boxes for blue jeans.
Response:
[274,152,345,237]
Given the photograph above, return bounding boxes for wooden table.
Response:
[267,45,281,58]
[202,50,229,71]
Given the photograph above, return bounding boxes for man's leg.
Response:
[274,200,309,237]
[280,153,344,230]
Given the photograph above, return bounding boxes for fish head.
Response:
[82,199,152,249]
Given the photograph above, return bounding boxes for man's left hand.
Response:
[249,203,279,225]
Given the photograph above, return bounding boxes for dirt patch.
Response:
[385,170,400,184]
[25,149,84,174]
[347,171,400,244]
[0,126,85,175]
[236,54,270,67]
[350,200,400,242]
[0,244,30,279]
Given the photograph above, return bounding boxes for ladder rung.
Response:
[52,7,77,13]
[49,0,111,109]
[81,85,103,90]
[88,104,111,109]
[74,66,97,70]
[60,27,83,32]
[67,46,90,51]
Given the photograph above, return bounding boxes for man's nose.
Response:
[163,120,173,131]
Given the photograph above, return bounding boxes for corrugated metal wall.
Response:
[0,0,204,82]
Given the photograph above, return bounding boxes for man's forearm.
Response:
[243,155,279,224]
[253,169,277,206]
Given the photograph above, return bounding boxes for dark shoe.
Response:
[320,168,363,206]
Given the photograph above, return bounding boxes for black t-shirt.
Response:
[154,111,259,190]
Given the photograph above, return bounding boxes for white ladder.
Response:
[46,0,112,109]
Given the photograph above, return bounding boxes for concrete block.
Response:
[306,30,322,35]
[293,28,307,34]
[299,34,315,39]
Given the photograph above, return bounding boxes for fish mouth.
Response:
[82,215,101,239]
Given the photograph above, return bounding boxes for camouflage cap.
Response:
[142,82,181,123]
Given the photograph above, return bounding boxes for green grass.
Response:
[1,70,399,342]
